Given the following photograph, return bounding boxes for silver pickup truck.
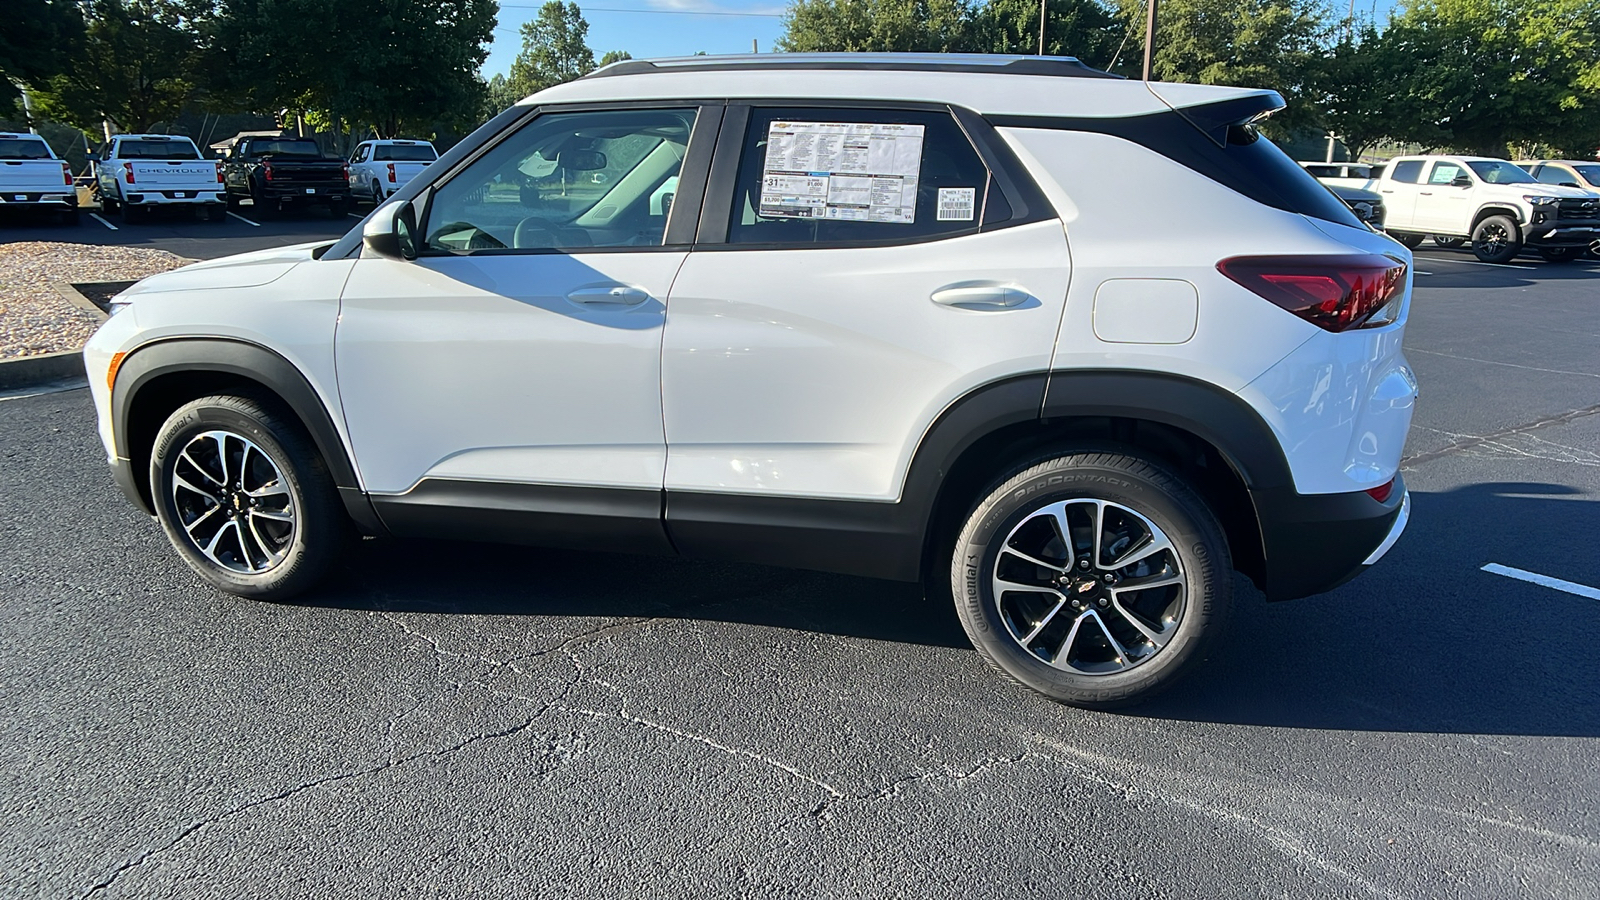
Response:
[0,132,78,223]
[95,134,224,222]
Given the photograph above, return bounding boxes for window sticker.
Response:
[936,187,976,222]
[759,121,925,224]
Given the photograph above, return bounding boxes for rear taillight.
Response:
[122,161,134,184]
[1365,479,1395,503]
[387,163,396,183]
[216,163,224,183]
[1217,254,1407,332]
[263,162,273,181]
[62,162,72,186]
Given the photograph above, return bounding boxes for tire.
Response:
[1388,231,1425,249]
[1537,246,1584,263]
[100,195,119,214]
[1589,239,1600,260]
[59,208,80,226]
[123,203,145,224]
[371,180,383,204]
[225,191,241,209]
[949,452,1232,709]
[1471,215,1521,263]
[150,394,346,600]
[1432,235,1465,248]
[249,186,277,218]
[328,198,350,217]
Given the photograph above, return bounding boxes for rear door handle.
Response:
[931,285,1027,309]
[566,285,651,306]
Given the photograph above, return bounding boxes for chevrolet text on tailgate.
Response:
[85,54,1416,708]
[0,133,78,223]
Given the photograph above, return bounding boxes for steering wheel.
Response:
[513,217,558,250]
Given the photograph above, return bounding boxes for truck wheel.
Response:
[150,394,346,600]
[1388,232,1424,249]
[101,196,119,214]
[1471,215,1521,263]
[371,180,383,204]
[249,187,278,218]
[1538,246,1584,263]
[59,208,80,226]
[949,452,1232,709]
[1432,235,1465,248]
[123,203,146,224]
[328,198,350,217]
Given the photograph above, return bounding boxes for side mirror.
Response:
[362,201,419,260]
[1452,174,1472,187]
[1563,182,1581,188]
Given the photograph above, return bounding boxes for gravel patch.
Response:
[0,242,191,360]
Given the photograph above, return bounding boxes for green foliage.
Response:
[207,0,496,140]
[599,49,633,67]
[968,0,1123,67]
[32,0,201,134]
[507,1,594,98]
[777,0,972,53]
[0,0,86,87]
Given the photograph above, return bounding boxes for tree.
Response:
[1,1,86,87]
[1312,26,1417,160]
[599,49,632,67]
[968,0,1122,67]
[777,0,972,53]
[507,1,594,98]
[32,0,201,134]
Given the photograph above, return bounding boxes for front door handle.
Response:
[931,285,1027,309]
[567,285,651,306]
[1419,191,1433,196]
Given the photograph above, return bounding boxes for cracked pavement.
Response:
[3,249,1598,898]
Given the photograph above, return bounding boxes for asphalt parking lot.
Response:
[0,202,356,260]
[2,242,1597,898]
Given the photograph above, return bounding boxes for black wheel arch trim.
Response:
[110,336,382,533]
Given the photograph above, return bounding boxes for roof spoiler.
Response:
[1148,88,1286,148]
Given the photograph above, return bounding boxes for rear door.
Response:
[660,104,1069,526]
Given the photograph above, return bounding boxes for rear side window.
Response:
[728,107,994,246]
[376,144,437,161]
[0,138,52,160]
[1389,160,1424,183]
[1303,164,1337,178]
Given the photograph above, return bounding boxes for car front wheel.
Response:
[950,452,1232,709]
[1472,215,1522,263]
[150,395,345,599]
[1538,246,1584,262]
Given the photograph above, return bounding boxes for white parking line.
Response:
[89,213,118,231]
[226,211,260,227]
[1482,563,1600,601]
[1414,255,1535,271]
[347,213,363,219]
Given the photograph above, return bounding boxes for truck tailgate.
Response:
[129,160,218,189]
[0,160,68,191]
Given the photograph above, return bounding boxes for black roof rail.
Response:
[586,53,1123,81]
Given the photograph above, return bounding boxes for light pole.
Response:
[1142,0,1160,81]
[1038,0,1047,55]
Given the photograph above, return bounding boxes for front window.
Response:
[1572,165,1600,186]
[1466,160,1536,184]
[423,108,697,253]
[1427,162,1466,185]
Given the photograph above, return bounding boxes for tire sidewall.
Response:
[1472,215,1521,263]
[951,455,1230,707]
[151,399,328,598]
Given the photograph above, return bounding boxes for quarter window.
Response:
[727,107,994,246]
[424,108,696,253]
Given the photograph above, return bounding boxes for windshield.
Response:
[249,140,322,158]
[117,139,200,160]
[0,138,53,160]
[1573,165,1600,186]
[375,144,436,161]
[1466,160,1536,184]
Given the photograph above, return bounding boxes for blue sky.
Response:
[482,0,1409,82]
[484,1,791,79]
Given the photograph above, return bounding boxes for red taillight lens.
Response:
[1365,479,1395,503]
[216,163,224,183]
[122,161,134,184]
[387,163,396,183]
[1217,254,1407,332]
[263,163,273,182]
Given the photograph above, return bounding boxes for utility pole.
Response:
[1142,0,1160,80]
[752,38,758,53]
[1038,0,1046,55]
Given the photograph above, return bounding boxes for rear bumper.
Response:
[1251,475,1408,601]
[0,192,77,208]
[125,190,224,206]
[258,185,347,202]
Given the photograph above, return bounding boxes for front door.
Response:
[336,106,711,547]
[1414,160,1473,234]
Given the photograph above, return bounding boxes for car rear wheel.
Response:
[1432,235,1465,248]
[949,452,1232,709]
[1471,215,1522,263]
[150,394,346,599]
[123,203,146,223]
[371,180,383,203]
[1388,232,1425,249]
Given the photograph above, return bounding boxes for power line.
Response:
[498,4,785,17]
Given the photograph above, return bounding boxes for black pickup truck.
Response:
[221,136,348,215]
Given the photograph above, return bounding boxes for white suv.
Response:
[84,54,1415,708]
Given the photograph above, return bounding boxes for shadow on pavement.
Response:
[294,480,1597,736]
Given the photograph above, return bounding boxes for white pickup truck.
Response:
[346,139,437,203]
[1373,155,1600,263]
[0,132,78,223]
[95,134,224,222]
